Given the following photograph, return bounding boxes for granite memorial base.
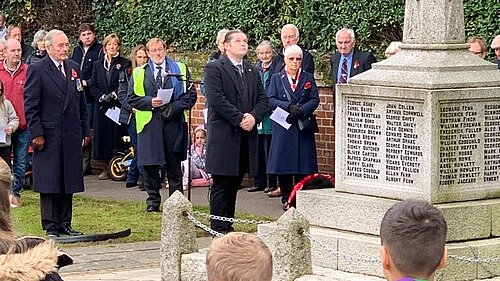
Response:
[255,189,500,281]
[335,84,500,204]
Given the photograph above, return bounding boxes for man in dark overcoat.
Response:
[24,29,90,237]
[128,38,197,212]
[204,30,269,233]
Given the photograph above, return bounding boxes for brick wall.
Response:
[189,86,335,175]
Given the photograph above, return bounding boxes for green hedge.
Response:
[1,0,498,59]
[92,0,499,58]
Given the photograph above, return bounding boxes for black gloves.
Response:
[100,91,118,103]
[286,104,302,124]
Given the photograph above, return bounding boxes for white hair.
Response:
[384,41,402,57]
[284,44,303,59]
[31,30,47,48]
[256,40,274,52]
[336,28,356,43]
[216,29,229,45]
[45,29,66,47]
[281,24,300,39]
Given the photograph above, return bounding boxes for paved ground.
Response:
[58,174,283,280]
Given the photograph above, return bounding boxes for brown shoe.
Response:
[267,187,282,197]
[98,169,110,180]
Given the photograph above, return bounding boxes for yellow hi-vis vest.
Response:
[133,63,187,133]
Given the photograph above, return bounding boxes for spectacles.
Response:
[287,57,302,61]
[149,48,165,53]
[471,50,485,55]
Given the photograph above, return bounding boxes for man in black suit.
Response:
[276,24,315,75]
[24,29,90,237]
[330,27,377,85]
[204,30,268,233]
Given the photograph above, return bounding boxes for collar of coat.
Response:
[0,239,59,281]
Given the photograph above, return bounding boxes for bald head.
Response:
[4,38,22,67]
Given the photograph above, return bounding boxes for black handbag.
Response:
[298,114,319,133]
[281,83,319,134]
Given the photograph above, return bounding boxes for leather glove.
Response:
[288,104,300,114]
[32,135,45,150]
[100,92,118,103]
[286,111,301,124]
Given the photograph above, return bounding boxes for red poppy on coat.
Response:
[353,60,361,69]
[304,81,312,89]
[71,69,78,78]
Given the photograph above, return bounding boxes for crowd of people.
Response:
[0,9,498,236]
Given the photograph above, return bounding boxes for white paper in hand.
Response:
[105,107,121,125]
[0,127,6,143]
[157,88,173,105]
[203,108,208,124]
[270,107,291,130]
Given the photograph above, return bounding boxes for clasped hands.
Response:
[100,91,118,103]
[286,104,302,124]
[239,113,256,131]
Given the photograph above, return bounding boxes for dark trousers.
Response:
[210,174,244,233]
[40,193,73,231]
[0,146,11,169]
[254,134,277,188]
[143,152,183,208]
[278,174,307,204]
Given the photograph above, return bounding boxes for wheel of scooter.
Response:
[109,156,127,181]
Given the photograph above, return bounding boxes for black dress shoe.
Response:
[247,186,265,192]
[147,205,160,212]
[264,186,277,193]
[126,182,138,188]
[59,226,83,236]
[46,228,60,238]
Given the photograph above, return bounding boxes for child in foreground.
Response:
[380,199,448,281]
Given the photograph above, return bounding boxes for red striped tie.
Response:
[339,58,348,84]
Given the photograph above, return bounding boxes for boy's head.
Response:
[380,200,447,281]
[206,232,272,281]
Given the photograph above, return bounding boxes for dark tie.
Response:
[58,63,66,78]
[236,64,243,76]
[155,66,163,89]
[339,58,348,84]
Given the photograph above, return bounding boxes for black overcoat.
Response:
[89,56,130,161]
[24,57,89,193]
[204,55,269,176]
[128,60,197,166]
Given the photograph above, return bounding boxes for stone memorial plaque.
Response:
[439,102,500,187]
[344,97,425,188]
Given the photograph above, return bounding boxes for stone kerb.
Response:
[160,191,198,281]
[272,207,313,281]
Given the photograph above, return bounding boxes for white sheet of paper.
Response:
[0,127,6,143]
[270,106,291,130]
[105,107,121,125]
[203,108,208,124]
[157,88,173,105]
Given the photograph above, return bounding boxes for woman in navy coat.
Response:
[267,44,319,210]
[89,33,130,179]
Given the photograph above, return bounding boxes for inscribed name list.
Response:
[344,98,424,187]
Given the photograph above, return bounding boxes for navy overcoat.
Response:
[24,57,90,193]
[266,69,319,175]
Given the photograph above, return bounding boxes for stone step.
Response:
[295,189,500,242]
[258,222,500,281]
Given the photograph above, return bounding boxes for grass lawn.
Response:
[11,191,273,245]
